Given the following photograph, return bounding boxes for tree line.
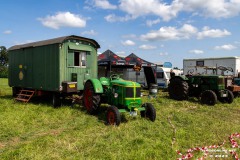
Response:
[0,46,8,78]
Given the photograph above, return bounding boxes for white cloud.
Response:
[104,14,134,22]
[121,40,135,46]
[141,24,231,41]
[214,44,237,50]
[81,29,97,35]
[160,52,169,56]
[189,49,204,54]
[197,26,231,39]
[146,18,160,27]
[116,51,126,57]
[38,12,86,29]
[139,44,156,50]
[180,0,240,18]
[119,0,181,21]
[110,0,240,22]
[92,0,117,9]
[3,30,12,34]
[140,24,198,41]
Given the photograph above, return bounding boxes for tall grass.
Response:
[0,78,239,159]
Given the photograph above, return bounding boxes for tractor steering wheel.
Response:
[110,74,119,80]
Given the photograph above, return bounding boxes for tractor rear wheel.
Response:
[219,89,234,104]
[106,106,121,126]
[140,103,156,122]
[83,81,100,114]
[200,90,217,106]
[168,77,189,100]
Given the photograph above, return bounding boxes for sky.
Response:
[1,0,240,68]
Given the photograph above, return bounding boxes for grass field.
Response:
[0,78,240,159]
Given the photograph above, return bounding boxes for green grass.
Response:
[0,78,240,159]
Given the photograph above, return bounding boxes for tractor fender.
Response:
[85,79,103,93]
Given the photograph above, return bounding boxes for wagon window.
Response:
[196,61,204,67]
[68,50,87,67]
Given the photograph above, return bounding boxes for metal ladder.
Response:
[15,90,35,103]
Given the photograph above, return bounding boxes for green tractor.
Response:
[82,74,156,126]
[168,75,234,105]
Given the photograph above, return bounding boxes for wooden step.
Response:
[17,94,32,97]
[15,89,35,103]
[15,98,29,102]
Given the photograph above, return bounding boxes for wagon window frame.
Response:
[68,50,87,68]
[67,44,92,68]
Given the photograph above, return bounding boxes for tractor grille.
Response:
[218,78,225,85]
[136,88,141,97]
[126,87,141,98]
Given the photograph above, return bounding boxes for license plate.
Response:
[222,93,227,97]
[69,84,76,88]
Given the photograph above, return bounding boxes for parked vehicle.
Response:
[168,75,234,106]
[156,67,182,88]
[183,56,240,76]
[8,35,100,106]
[8,35,156,125]
[84,74,156,126]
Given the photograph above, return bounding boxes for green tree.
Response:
[0,46,8,78]
[0,46,8,66]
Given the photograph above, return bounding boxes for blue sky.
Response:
[1,0,240,68]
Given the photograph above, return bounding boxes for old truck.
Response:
[84,74,156,125]
[168,75,234,106]
[183,56,240,76]
[8,35,156,125]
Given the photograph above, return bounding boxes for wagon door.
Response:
[66,44,94,91]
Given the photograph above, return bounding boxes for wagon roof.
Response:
[8,35,100,50]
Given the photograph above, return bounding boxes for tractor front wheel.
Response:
[219,90,234,104]
[106,106,121,126]
[140,103,156,122]
[83,81,101,114]
[200,90,217,106]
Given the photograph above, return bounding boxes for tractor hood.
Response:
[111,79,141,87]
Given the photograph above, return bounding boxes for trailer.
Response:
[8,35,100,106]
[183,57,240,76]
[156,67,182,88]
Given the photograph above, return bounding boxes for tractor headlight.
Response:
[140,92,143,97]
[114,93,118,98]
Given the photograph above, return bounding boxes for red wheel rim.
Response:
[107,111,115,125]
[84,86,93,111]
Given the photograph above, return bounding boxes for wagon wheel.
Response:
[53,93,61,108]
[106,106,121,126]
[140,103,156,122]
[83,81,100,114]
[200,90,217,106]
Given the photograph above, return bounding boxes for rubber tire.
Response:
[168,77,189,100]
[106,106,121,126]
[219,90,234,104]
[140,103,156,122]
[83,81,100,114]
[53,93,61,108]
[200,90,217,106]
